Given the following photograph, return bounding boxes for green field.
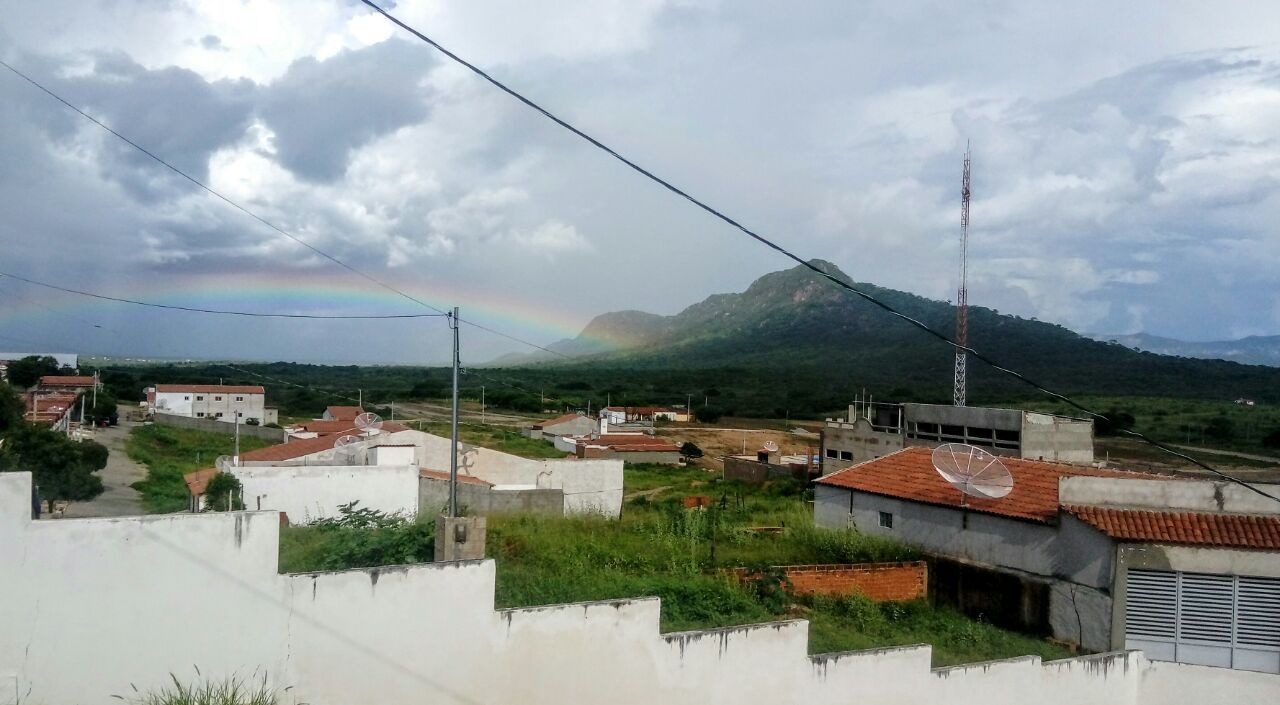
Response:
[413,419,568,459]
[127,425,272,513]
[279,461,1071,666]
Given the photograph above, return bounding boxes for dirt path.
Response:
[61,412,146,518]
[1168,444,1280,464]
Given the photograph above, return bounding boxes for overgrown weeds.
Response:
[127,425,270,513]
[279,502,434,572]
[114,670,276,705]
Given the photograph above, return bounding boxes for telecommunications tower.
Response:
[953,143,972,407]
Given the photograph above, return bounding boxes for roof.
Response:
[580,434,681,453]
[39,375,95,387]
[325,406,364,420]
[239,424,410,462]
[419,469,493,486]
[815,447,1159,523]
[295,420,369,434]
[183,467,219,496]
[535,413,589,429]
[155,384,265,395]
[1063,505,1280,549]
[603,406,676,415]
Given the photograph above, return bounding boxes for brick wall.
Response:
[730,561,928,602]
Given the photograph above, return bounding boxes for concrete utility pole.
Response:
[481,385,485,425]
[234,411,241,467]
[449,307,460,517]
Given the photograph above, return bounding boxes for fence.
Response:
[152,412,287,443]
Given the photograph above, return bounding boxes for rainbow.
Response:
[0,271,629,352]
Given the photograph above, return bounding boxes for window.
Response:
[214,396,223,401]
[840,450,853,460]
[183,396,190,401]
[235,396,244,402]
[195,395,204,401]
[825,448,838,459]
[196,412,205,418]
[878,511,893,529]
[215,412,224,418]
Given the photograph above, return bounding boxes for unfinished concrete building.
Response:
[821,402,1094,475]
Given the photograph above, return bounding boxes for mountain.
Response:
[496,261,1280,405]
[1088,332,1280,368]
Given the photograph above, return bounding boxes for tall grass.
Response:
[127,425,272,513]
[114,672,276,705]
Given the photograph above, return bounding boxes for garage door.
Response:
[1125,569,1280,673]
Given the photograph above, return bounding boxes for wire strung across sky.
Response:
[362,1,1280,503]
[0,58,567,357]
[0,271,445,320]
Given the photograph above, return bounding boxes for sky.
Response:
[1,0,1278,365]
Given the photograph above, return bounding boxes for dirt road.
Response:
[61,412,146,518]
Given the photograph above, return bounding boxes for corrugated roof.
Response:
[1063,505,1280,549]
[815,447,1157,523]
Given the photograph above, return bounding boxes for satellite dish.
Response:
[215,455,232,471]
[931,443,1014,503]
[762,440,779,453]
[355,412,383,435]
[334,434,363,463]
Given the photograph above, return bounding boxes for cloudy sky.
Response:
[1,1,1278,365]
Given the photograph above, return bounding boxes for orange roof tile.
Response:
[325,406,363,420]
[535,413,589,429]
[816,447,1159,523]
[418,469,493,486]
[183,467,219,496]
[1064,505,1280,549]
[156,384,264,395]
[240,425,411,462]
[39,375,95,387]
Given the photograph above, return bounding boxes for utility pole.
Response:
[448,307,460,518]
[234,411,241,467]
[358,388,363,409]
[92,370,98,410]
[481,385,485,425]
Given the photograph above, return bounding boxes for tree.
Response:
[86,392,118,426]
[6,355,59,389]
[204,472,243,511]
[1205,416,1235,442]
[680,441,704,461]
[1094,408,1136,437]
[0,382,23,433]
[1264,429,1280,449]
[696,406,724,424]
[0,424,106,510]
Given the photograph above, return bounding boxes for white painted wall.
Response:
[232,464,419,523]
[2,472,1277,705]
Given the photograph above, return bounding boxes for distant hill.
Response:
[497,261,1280,404]
[1088,332,1280,368]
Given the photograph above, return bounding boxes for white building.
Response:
[147,384,277,425]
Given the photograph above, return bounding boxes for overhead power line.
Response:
[0,59,566,357]
[0,271,444,319]
[362,1,1280,503]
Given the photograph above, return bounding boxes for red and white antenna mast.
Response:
[953,143,972,407]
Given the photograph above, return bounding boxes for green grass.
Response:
[274,444,1073,666]
[127,425,272,513]
[413,420,568,459]
[117,671,275,705]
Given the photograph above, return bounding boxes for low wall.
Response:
[418,477,563,517]
[3,472,1277,705]
[723,456,809,483]
[233,464,418,523]
[153,412,288,443]
[730,562,927,601]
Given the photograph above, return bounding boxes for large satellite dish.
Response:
[334,434,362,462]
[215,455,232,471]
[931,443,1014,504]
[762,440,779,453]
[355,412,383,435]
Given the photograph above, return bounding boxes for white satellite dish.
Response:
[215,455,232,471]
[333,434,362,462]
[931,443,1014,504]
[762,440,779,453]
[354,412,383,435]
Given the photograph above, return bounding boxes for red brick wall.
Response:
[730,562,927,602]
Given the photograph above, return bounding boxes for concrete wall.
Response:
[153,412,288,442]
[154,392,268,424]
[232,464,419,523]
[820,418,902,475]
[2,472,1277,705]
[605,450,682,465]
[418,477,563,517]
[385,430,624,517]
[530,415,596,439]
[1061,476,1280,513]
[1020,413,1094,464]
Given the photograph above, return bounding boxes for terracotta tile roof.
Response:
[816,447,1159,523]
[183,467,219,496]
[580,434,681,453]
[296,420,367,434]
[155,384,265,395]
[240,425,410,462]
[39,375,95,387]
[419,469,493,486]
[1063,505,1280,549]
[325,406,363,420]
[535,413,590,429]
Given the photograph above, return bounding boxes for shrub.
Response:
[204,472,243,511]
[282,502,436,572]
[117,670,276,705]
